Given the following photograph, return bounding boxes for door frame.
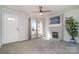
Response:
[28,17,31,39]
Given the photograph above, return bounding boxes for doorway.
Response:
[31,18,37,38]
[28,18,43,39]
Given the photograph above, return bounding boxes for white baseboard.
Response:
[18,38,28,42]
[0,44,1,48]
[2,37,28,45]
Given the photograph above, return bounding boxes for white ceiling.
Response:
[4,5,79,18]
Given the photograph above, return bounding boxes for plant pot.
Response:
[70,38,76,44]
[70,40,76,44]
[75,37,79,44]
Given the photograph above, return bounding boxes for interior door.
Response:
[3,14,18,44]
[31,19,37,38]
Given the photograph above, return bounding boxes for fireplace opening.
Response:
[52,32,58,39]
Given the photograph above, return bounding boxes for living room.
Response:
[0,5,79,54]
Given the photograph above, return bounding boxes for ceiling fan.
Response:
[33,6,51,15]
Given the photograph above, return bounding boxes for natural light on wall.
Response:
[8,17,15,21]
[43,31,51,40]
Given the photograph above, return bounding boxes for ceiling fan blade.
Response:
[32,6,51,13]
[32,11,40,13]
[42,10,51,12]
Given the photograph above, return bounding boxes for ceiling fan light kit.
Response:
[40,12,43,15]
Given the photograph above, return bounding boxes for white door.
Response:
[3,14,18,44]
[31,19,37,38]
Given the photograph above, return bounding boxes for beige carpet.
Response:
[0,38,79,54]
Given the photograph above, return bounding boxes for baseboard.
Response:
[18,38,28,42]
[0,44,1,48]
[2,37,28,45]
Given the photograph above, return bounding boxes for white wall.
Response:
[43,17,50,38]
[0,6,2,47]
[63,8,79,42]
[18,12,29,41]
[2,8,29,44]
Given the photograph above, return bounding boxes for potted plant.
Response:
[65,17,79,44]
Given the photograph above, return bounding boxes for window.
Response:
[50,16,60,24]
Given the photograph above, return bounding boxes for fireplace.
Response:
[52,32,58,39]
